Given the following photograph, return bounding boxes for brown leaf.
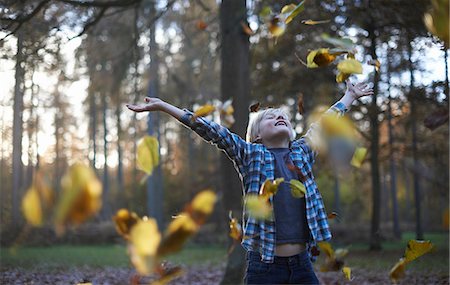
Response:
[297,93,304,115]
[249,102,261,113]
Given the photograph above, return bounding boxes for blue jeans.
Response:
[244,251,320,284]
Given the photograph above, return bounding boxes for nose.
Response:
[276,115,285,120]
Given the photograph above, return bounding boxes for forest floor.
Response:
[1,232,448,285]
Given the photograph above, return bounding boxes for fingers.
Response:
[126,104,146,112]
[144,97,151,102]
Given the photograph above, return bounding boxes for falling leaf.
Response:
[137,136,160,175]
[320,114,355,139]
[306,48,337,68]
[157,214,198,257]
[342,266,352,280]
[367,59,381,72]
[321,33,355,50]
[21,172,53,227]
[297,94,304,115]
[229,211,242,241]
[152,265,184,285]
[113,208,140,240]
[259,178,284,200]
[240,21,254,36]
[404,240,434,263]
[389,257,407,283]
[268,16,286,37]
[128,218,161,275]
[337,58,363,75]
[443,208,449,230]
[281,1,306,24]
[54,164,102,235]
[301,19,330,25]
[423,0,449,47]
[318,241,347,272]
[336,71,351,83]
[193,104,216,119]
[249,102,261,113]
[196,20,208,31]
[327,211,338,219]
[259,6,272,19]
[189,190,217,224]
[245,195,272,220]
[350,147,367,168]
[289,179,306,198]
[334,248,349,260]
[318,241,335,260]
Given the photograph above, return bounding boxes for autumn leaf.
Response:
[321,33,355,50]
[342,266,352,281]
[196,20,208,31]
[152,265,184,285]
[318,241,335,260]
[188,190,217,225]
[21,172,53,227]
[54,164,102,235]
[280,1,306,24]
[404,240,434,263]
[318,241,348,272]
[443,207,449,230]
[259,6,272,19]
[245,195,272,220]
[113,208,140,240]
[240,21,254,36]
[301,19,330,25]
[306,48,337,68]
[259,178,284,200]
[128,218,161,275]
[268,16,286,37]
[337,58,363,75]
[193,104,216,119]
[350,147,368,168]
[327,211,339,220]
[423,0,449,47]
[249,102,261,113]
[229,211,242,241]
[157,214,198,257]
[320,114,355,139]
[389,257,407,283]
[137,135,160,175]
[367,59,381,72]
[336,71,351,83]
[289,179,306,198]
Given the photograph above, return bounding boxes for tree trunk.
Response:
[368,24,382,251]
[386,57,401,239]
[102,91,110,218]
[90,92,97,172]
[408,37,423,240]
[116,102,124,205]
[219,1,250,284]
[12,30,25,226]
[146,1,164,229]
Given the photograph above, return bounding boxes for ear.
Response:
[253,136,262,143]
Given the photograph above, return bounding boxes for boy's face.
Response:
[257,112,293,143]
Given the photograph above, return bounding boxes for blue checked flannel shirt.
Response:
[179,102,348,263]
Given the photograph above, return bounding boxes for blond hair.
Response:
[246,107,296,143]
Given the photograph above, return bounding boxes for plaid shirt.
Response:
[179,102,348,263]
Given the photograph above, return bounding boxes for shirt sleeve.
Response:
[178,108,249,172]
[297,102,349,165]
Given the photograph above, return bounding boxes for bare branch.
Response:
[68,6,108,40]
[57,0,142,8]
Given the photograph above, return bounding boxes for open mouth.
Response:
[275,121,287,126]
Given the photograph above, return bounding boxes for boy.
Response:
[126,80,373,284]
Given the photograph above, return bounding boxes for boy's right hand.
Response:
[126,97,164,112]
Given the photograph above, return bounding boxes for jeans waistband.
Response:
[247,250,309,265]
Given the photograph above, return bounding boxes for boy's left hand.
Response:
[344,79,374,100]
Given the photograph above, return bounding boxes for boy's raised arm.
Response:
[299,80,373,164]
[126,97,249,172]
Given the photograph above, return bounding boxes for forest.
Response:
[0,0,449,284]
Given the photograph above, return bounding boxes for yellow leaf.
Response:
[318,241,335,259]
[191,190,217,217]
[54,164,102,235]
[404,240,434,263]
[281,1,306,24]
[229,211,242,241]
[151,266,184,285]
[128,218,161,275]
[137,135,160,175]
[306,48,337,68]
[336,71,350,83]
[112,208,140,240]
[301,19,330,25]
[342,266,352,280]
[21,188,43,226]
[334,248,349,260]
[350,147,368,168]
[389,257,407,283]
[259,178,284,200]
[289,179,306,198]
[157,214,198,257]
[245,195,272,220]
[423,0,449,47]
[268,16,286,37]
[367,59,381,72]
[193,104,216,119]
[337,59,363,74]
[320,114,355,139]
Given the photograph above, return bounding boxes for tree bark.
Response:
[219,0,249,284]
